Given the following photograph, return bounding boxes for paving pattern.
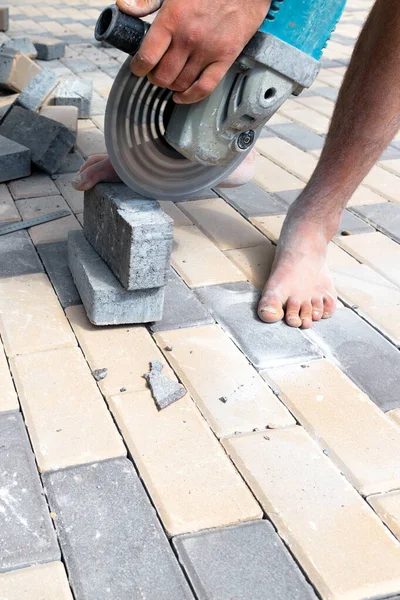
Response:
[1,0,400,599]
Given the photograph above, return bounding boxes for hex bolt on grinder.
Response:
[95,0,346,200]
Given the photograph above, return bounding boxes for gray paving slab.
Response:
[37,241,81,308]
[267,122,325,152]
[216,182,287,218]
[174,521,318,600]
[195,281,321,370]
[32,36,66,61]
[336,209,375,235]
[304,308,400,412]
[43,458,194,600]
[16,69,59,112]
[0,230,43,278]
[0,134,30,183]
[1,37,37,58]
[54,77,93,118]
[351,203,400,243]
[274,188,303,207]
[0,412,60,573]
[150,268,214,332]
[56,149,85,174]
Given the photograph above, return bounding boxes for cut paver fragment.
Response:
[1,38,37,59]
[0,47,40,92]
[16,69,59,112]
[144,359,187,410]
[32,37,65,61]
[55,77,93,118]
[0,134,30,183]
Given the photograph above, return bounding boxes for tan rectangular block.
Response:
[253,153,304,193]
[294,95,335,118]
[0,52,41,93]
[347,186,388,207]
[8,173,59,200]
[110,389,262,536]
[268,360,400,495]
[368,491,400,542]
[326,243,359,269]
[171,225,246,288]
[0,183,20,223]
[0,338,18,412]
[159,200,192,226]
[224,242,275,289]
[154,325,294,438]
[380,159,400,177]
[250,215,285,244]
[179,198,266,250]
[0,273,76,357]
[54,173,84,214]
[363,166,400,203]
[15,194,81,244]
[40,105,78,135]
[66,304,175,397]
[76,127,106,158]
[279,100,330,134]
[256,137,317,182]
[388,409,400,427]
[0,562,73,600]
[224,427,400,600]
[11,346,126,472]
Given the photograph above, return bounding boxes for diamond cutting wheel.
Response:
[105,58,246,201]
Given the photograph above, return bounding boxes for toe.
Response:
[72,158,120,191]
[79,154,108,174]
[285,297,302,328]
[258,293,284,324]
[300,301,313,329]
[323,292,337,319]
[311,297,324,321]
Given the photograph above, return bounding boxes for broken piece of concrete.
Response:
[0,7,8,32]
[32,37,65,61]
[1,38,37,59]
[0,134,31,183]
[16,69,59,112]
[54,77,93,118]
[0,48,41,92]
[144,360,186,410]
[92,368,108,382]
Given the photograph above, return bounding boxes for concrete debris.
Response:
[54,77,93,118]
[92,368,108,381]
[32,36,65,61]
[0,47,41,92]
[144,360,186,410]
[16,69,59,112]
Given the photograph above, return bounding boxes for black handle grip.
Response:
[95,5,149,55]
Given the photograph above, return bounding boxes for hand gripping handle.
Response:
[95,5,149,55]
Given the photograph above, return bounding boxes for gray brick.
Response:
[304,308,400,412]
[43,458,194,600]
[351,203,400,243]
[195,282,321,370]
[151,269,214,332]
[1,37,37,59]
[54,77,93,118]
[84,184,173,291]
[0,7,8,33]
[336,209,375,235]
[68,229,165,325]
[0,413,60,572]
[0,134,30,183]
[32,37,66,61]
[216,182,287,218]
[57,149,84,174]
[174,521,317,600]
[16,69,59,112]
[174,188,218,202]
[274,188,303,207]
[61,58,97,73]
[37,241,80,308]
[267,122,325,152]
[0,230,43,277]
[0,106,75,174]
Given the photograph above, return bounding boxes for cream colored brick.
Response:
[327,243,359,269]
[224,242,275,289]
[256,137,317,182]
[317,69,344,87]
[92,114,105,131]
[0,273,76,358]
[110,389,261,536]
[224,427,400,600]
[11,346,126,472]
[159,201,192,226]
[254,153,304,193]
[0,562,73,600]
[77,127,107,158]
[0,339,18,412]
[154,325,294,438]
[172,225,246,287]
[0,184,20,223]
[279,100,330,134]
[0,52,41,93]
[347,186,388,207]
[54,174,84,214]
[363,165,400,203]
[268,360,400,495]
[294,95,335,118]
[380,159,400,177]
[179,198,266,250]
[368,491,400,542]
[250,215,284,243]
[337,232,400,288]
[39,105,78,135]
[9,174,59,200]
[388,409,400,427]
[66,304,175,397]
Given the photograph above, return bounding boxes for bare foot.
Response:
[258,207,338,329]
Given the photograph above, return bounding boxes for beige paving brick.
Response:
[380,159,400,178]
[0,562,73,600]
[294,95,335,118]
[66,304,175,397]
[0,273,76,358]
[110,389,261,536]
[363,165,400,203]
[368,491,400,542]
[76,127,106,158]
[0,338,18,412]
[0,52,41,93]
[171,225,246,288]
[54,173,84,213]
[15,194,81,244]
[279,100,331,134]
[154,325,294,438]
[336,231,400,288]
[91,114,105,131]
[327,242,359,269]
[256,137,317,182]
[388,409,400,427]
[254,153,304,193]
[224,242,275,289]
[317,69,344,87]
[159,200,192,226]
[8,174,59,200]
[347,186,388,207]
[224,427,400,600]
[250,215,284,243]
[268,360,400,495]
[39,105,78,135]
[0,183,20,223]
[11,346,125,472]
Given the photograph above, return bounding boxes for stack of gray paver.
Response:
[68,183,174,325]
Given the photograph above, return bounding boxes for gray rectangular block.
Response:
[216,182,287,218]
[151,268,214,332]
[68,229,165,325]
[0,7,8,32]
[37,241,81,308]
[84,183,173,291]
[32,36,66,61]
[0,230,43,277]
[336,209,375,235]
[351,203,400,243]
[43,458,194,600]
[0,106,75,174]
[195,281,321,370]
[0,134,30,183]
[16,69,59,112]
[54,77,93,118]
[174,521,318,600]
[1,37,37,59]
[304,308,400,412]
[0,413,60,572]
[267,122,325,152]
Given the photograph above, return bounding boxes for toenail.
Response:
[260,305,278,314]
[323,312,331,317]
[287,315,299,321]
[72,173,83,187]
[312,310,320,316]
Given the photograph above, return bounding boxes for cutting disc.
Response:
[105,57,246,200]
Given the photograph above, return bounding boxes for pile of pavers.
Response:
[0,5,93,182]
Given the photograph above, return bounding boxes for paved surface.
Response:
[1,0,400,599]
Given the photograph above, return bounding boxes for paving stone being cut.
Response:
[84,183,173,291]
[144,360,186,410]
[352,202,400,243]
[0,106,75,174]
[216,182,287,218]
[0,7,8,32]
[32,37,65,61]
[174,521,318,600]
[37,241,80,308]
[43,458,194,600]
[68,230,165,325]
[1,37,37,59]
[0,412,60,572]
[195,281,321,370]
[0,47,41,92]
[54,77,93,118]
[0,134,30,183]
[16,69,59,112]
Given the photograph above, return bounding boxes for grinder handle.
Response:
[95,5,149,55]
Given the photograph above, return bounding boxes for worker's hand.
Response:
[115,0,271,104]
